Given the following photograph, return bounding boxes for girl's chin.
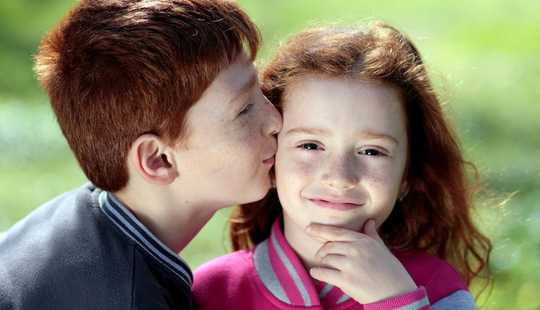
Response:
[306,216,365,232]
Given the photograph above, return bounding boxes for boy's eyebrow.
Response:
[229,72,257,105]
[285,127,399,144]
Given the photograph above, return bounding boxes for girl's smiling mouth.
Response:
[306,196,364,211]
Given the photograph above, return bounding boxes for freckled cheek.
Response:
[361,166,402,208]
[275,151,319,181]
[275,155,319,215]
[243,131,262,155]
[229,123,263,160]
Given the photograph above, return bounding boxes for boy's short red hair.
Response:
[34,0,260,191]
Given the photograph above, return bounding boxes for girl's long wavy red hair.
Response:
[229,22,491,287]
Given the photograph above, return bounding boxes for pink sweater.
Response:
[193,220,474,309]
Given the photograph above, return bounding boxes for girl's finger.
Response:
[309,267,343,287]
[319,254,349,270]
[316,241,356,258]
[306,223,365,242]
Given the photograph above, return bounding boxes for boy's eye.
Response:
[239,103,254,116]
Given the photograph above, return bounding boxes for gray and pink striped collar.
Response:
[253,218,352,308]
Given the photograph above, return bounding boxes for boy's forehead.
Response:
[212,55,257,97]
[189,53,257,114]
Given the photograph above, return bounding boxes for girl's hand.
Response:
[306,219,417,304]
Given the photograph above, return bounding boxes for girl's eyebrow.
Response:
[285,127,330,136]
[285,127,399,145]
[360,131,399,145]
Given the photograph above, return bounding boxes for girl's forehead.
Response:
[279,75,407,141]
[283,74,399,103]
[283,76,403,116]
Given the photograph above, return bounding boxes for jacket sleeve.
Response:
[363,287,431,310]
[432,290,475,309]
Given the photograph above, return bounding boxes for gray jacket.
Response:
[0,184,192,310]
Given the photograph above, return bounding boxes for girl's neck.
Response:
[282,214,326,270]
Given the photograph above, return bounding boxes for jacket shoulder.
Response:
[194,250,253,288]
[395,251,468,303]
[0,185,132,309]
[193,250,255,308]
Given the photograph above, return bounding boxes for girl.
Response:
[193,22,491,309]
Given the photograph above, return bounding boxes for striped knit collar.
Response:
[97,190,193,288]
[254,218,353,308]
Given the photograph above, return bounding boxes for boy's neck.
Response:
[113,188,216,254]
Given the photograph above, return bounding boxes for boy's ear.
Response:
[130,134,179,185]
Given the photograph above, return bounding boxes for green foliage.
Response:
[1,1,539,308]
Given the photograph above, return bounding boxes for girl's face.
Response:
[275,75,408,233]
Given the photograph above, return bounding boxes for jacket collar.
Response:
[98,191,193,287]
[253,218,352,307]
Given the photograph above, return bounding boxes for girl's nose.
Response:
[320,154,359,191]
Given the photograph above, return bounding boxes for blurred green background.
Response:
[1,0,539,308]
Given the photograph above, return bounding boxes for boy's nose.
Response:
[262,96,282,136]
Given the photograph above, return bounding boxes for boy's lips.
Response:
[306,196,364,211]
[262,156,275,165]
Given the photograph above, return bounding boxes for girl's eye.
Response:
[299,143,322,151]
[359,149,384,156]
[239,103,254,116]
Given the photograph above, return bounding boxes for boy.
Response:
[0,0,281,309]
